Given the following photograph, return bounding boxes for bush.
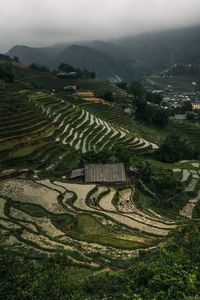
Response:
[158,133,198,163]
[100,91,114,102]
[0,63,14,82]
[30,63,49,72]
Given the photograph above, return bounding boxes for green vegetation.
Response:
[129,81,168,128]
[135,161,189,217]
[171,120,200,150]
[8,26,200,80]
[82,144,131,165]
[0,55,200,300]
[58,63,96,79]
[1,222,200,299]
[29,63,50,72]
[0,63,14,83]
[68,214,147,250]
[158,132,199,163]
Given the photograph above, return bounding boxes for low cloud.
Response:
[0,0,200,52]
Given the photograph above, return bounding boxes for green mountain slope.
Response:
[8,45,61,65]
[7,26,200,80]
[115,25,200,71]
[51,44,137,79]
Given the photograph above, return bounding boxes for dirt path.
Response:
[179,191,200,219]
[99,188,116,211]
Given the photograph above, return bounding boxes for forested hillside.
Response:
[7,26,200,80]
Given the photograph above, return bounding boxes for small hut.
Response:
[84,163,126,184]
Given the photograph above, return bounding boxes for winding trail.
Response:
[180,191,200,219]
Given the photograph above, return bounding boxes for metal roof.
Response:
[85,163,126,183]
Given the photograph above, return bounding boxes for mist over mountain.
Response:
[7,26,200,81]
[115,26,200,70]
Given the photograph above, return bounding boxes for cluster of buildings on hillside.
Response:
[159,92,200,111]
[57,71,77,78]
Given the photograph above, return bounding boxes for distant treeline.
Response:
[57,63,96,79]
[0,55,14,83]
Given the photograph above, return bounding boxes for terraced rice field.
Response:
[0,178,177,268]
[0,91,79,174]
[30,93,158,153]
[0,91,159,175]
[2,90,198,268]
[0,92,55,151]
[173,163,200,218]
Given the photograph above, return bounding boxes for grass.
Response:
[68,213,155,250]
[192,200,200,219]
[170,120,200,148]
[134,187,190,219]
[6,142,50,159]
[133,189,159,215]
[134,158,200,171]
[7,201,75,230]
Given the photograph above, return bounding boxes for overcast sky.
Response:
[0,0,200,52]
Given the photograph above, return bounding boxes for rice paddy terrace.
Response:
[173,161,200,218]
[0,91,55,149]
[1,158,200,268]
[0,90,159,175]
[0,178,177,268]
[30,92,158,153]
[1,88,200,270]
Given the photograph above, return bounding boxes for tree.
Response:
[30,63,49,72]
[58,63,75,73]
[146,91,163,105]
[13,56,19,62]
[134,100,168,128]
[186,111,195,120]
[116,81,128,90]
[147,105,169,128]
[90,71,96,79]
[0,63,14,83]
[82,150,111,164]
[134,97,148,120]
[136,161,154,182]
[101,91,114,102]
[111,144,131,164]
[128,81,146,101]
[128,81,168,127]
[181,101,193,113]
[0,54,12,62]
[58,63,95,79]
[82,145,131,165]
[158,133,198,163]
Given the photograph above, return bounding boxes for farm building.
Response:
[192,102,200,110]
[174,114,187,120]
[70,168,85,179]
[76,90,94,97]
[84,163,126,183]
[57,72,77,78]
[63,85,77,92]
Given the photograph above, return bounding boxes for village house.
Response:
[85,163,127,184]
[192,101,200,110]
[70,163,129,184]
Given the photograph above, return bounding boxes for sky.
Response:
[0,0,200,52]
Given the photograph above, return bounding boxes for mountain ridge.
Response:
[7,25,200,80]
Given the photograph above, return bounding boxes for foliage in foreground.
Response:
[1,222,200,299]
